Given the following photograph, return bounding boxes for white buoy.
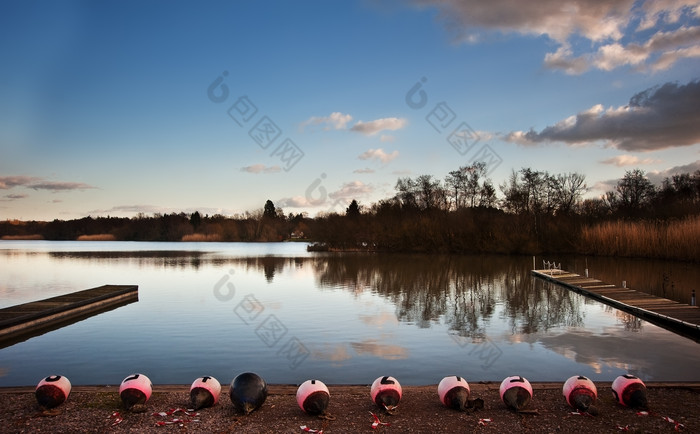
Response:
[296,379,330,415]
[563,375,597,413]
[35,375,71,409]
[438,376,477,411]
[119,373,152,410]
[371,376,402,411]
[612,374,648,409]
[499,376,533,411]
[230,372,268,415]
[190,376,221,410]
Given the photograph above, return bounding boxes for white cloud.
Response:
[416,0,632,43]
[638,0,699,31]
[600,155,661,167]
[413,0,700,73]
[380,134,395,142]
[358,148,400,163]
[328,181,374,201]
[276,196,312,208]
[350,117,407,135]
[354,168,376,174]
[300,112,353,131]
[650,44,700,71]
[594,43,648,71]
[504,79,700,151]
[240,164,281,174]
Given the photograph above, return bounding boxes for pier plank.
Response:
[0,285,138,346]
[532,269,699,341]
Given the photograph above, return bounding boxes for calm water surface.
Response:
[1,241,698,386]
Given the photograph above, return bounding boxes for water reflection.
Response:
[311,255,587,340]
[49,250,208,270]
[19,251,665,341]
[1,242,698,386]
[562,255,699,304]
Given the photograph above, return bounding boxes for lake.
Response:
[1,240,698,387]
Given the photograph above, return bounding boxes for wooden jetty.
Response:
[532,269,700,341]
[0,285,138,346]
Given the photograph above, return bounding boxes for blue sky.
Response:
[1,0,699,220]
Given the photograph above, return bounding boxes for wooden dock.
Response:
[532,269,700,342]
[0,285,138,346]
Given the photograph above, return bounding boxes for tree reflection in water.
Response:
[46,250,587,339]
[220,254,586,339]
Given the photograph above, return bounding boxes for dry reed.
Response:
[181,233,222,242]
[580,215,700,261]
[1,234,44,240]
[76,234,116,241]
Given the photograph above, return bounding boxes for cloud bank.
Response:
[504,79,700,151]
[413,0,700,73]
[0,176,95,192]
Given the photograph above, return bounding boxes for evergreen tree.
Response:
[346,199,360,218]
[263,200,276,219]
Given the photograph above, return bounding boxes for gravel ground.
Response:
[1,382,698,433]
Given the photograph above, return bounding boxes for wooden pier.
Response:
[532,269,700,342]
[0,285,138,346]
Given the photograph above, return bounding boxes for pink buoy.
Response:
[119,373,152,410]
[499,376,532,411]
[563,375,597,412]
[296,379,330,415]
[35,375,71,409]
[371,376,402,411]
[438,376,471,411]
[190,376,221,410]
[612,374,648,409]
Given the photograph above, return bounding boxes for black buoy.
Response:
[35,375,71,409]
[190,376,221,410]
[229,372,268,415]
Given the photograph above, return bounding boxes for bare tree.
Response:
[553,172,587,214]
[615,169,656,211]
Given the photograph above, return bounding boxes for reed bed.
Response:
[181,233,222,242]
[580,216,700,261]
[1,234,43,240]
[76,234,116,241]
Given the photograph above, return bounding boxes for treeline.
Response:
[0,207,309,243]
[1,166,699,260]
[310,165,700,260]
